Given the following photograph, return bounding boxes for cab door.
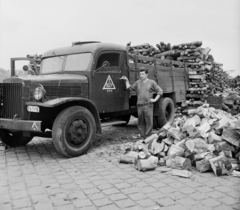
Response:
[92,51,129,113]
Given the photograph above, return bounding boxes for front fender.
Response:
[26,98,102,134]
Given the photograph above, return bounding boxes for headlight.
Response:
[33,85,46,101]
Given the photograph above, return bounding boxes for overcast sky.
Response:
[0,0,239,76]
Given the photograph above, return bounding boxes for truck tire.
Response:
[52,106,96,157]
[153,97,175,129]
[0,129,32,147]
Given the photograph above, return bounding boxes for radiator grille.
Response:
[2,83,23,119]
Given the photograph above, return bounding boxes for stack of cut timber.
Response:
[27,54,42,74]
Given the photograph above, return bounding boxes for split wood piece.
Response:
[171,169,193,178]
[119,151,139,164]
[135,156,158,172]
[166,156,191,170]
[196,159,212,173]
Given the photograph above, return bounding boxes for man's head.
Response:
[139,67,148,81]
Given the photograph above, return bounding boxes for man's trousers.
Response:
[137,104,153,138]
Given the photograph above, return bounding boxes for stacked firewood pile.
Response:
[26,54,42,74]
[127,41,211,69]
[120,104,240,177]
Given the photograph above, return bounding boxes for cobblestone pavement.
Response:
[0,120,240,210]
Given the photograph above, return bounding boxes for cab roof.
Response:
[42,42,127,58]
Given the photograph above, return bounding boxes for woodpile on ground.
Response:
[119,103,240,177]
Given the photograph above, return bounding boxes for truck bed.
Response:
[128,54,190,103]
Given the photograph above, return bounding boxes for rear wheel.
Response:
[0,129,32,147]
[52,106,96,157]
[153,97,175,129]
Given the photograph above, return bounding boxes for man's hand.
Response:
[148,99,156,103]
[119,76,128,81]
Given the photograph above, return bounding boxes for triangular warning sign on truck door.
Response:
[103,75,116,90]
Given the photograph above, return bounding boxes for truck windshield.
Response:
[41,53,93,74]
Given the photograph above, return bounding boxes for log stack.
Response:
[26,54,42,74]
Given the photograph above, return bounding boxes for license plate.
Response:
[27,106,40,113]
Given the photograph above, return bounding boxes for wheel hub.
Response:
[68,119,88,145]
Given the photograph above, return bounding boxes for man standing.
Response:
[120,67,163,138]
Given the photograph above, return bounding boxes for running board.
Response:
[101,120,126,127]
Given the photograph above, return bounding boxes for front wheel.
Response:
[0,130,32,147]
[52,106,96,157]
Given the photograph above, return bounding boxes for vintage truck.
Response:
[0,41,190,157]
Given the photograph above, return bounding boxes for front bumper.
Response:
[0,118,41,132]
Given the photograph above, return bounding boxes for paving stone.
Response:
[150,182,166,189]
[146,191,166,200]
[52,198,71,206]
[73,199,93,208]
[109,193,127,201]
[220,196,240,205]
[89,192,106,200]
[201,181,219,188]
[226,191,240,199]
[164,204,190,210]
[11,190,29,200]
[190,203,212,210]
[115,199,136,208]
[34,201,55,210]
[79,183,95,190]
[31,194,50,204]
[121,187,139,195]
[102,188,120,195]
[128,193,146,201]
[177,197,198,206]
[92,197,113,207]
[157,197,176,207]
[84,188,100,195]
[201,198,221,207]
[213,205,235,210]
[158,186,175,194]
[99,204,120,210]
[214,186,233,193]
[140,186,157,193]
[168,182,186,189]
[178,187,196,195]
[55,204,75,210]
[92,180,108,186]
[136,199,156,207]
[167,191,186,201]
[28,186,45,195]
[195,186,213,193]
[189,192,209,201]
[126,178,141,184]
[114,182,132,189]
[232,203,240,210]
[206,191,225,199]
[12,198,32,209]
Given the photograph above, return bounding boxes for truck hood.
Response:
[4,74,88,84]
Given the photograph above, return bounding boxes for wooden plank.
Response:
[137,55,154,62]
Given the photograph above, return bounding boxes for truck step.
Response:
[101,120,126,127]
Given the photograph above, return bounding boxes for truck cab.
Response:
[0,42,136,157]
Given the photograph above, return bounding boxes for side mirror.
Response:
[23,65,29,71]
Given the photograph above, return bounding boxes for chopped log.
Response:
[196,159,212,172]
[135,156,158,172]
[119,151,139,164]
[167,156,192,170]
[172,169,193,178]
